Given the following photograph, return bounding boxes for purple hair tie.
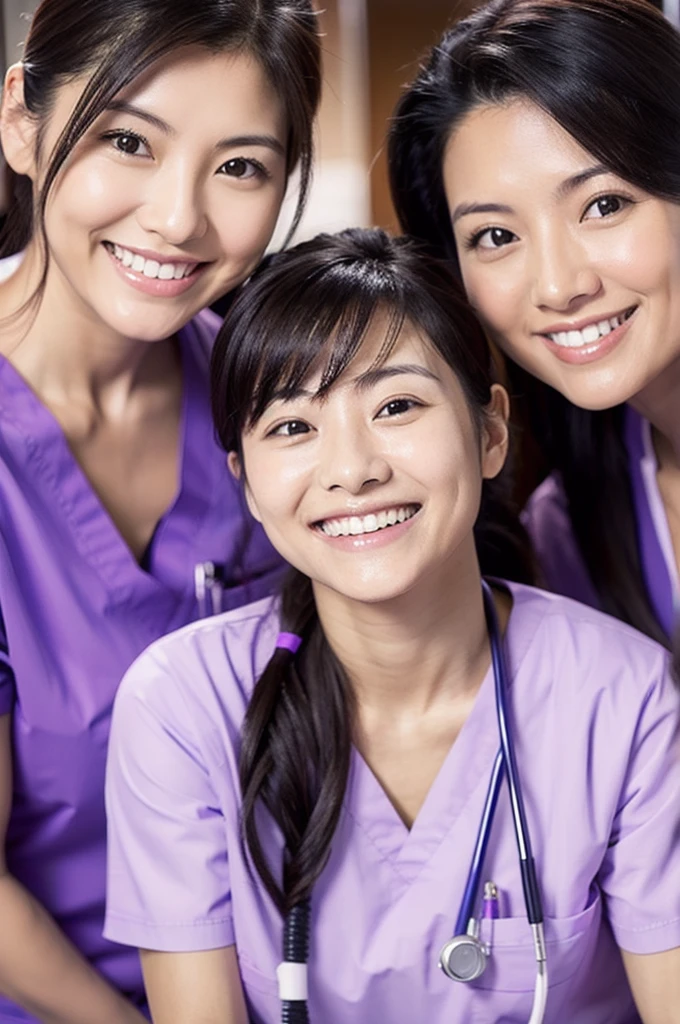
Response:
[276,631,303,655]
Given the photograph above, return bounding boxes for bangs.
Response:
[247,298,408,428]
[211,228,494,455]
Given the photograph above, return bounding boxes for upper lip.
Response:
[105,241,205,265]
[535,305,637,336]
[311,501,421,526]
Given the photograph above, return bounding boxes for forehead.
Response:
[49,46,286,145]
[443,98,597,201]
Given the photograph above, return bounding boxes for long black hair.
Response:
[388,0,680,646]
[210,226,535,915]
[1,0,321,273]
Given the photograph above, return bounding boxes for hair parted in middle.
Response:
[388,0,680,646]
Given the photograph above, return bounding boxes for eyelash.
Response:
[100,128,152,156]
[581,192,635,220]
[100,128,271,180]
[376,397,421,417]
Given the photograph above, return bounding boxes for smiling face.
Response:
[234,315,508,609]
[4,46,288,343]
[443,98,680,410]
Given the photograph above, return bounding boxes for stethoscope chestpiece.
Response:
[438,934,488,983]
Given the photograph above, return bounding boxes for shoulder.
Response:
[504,581,671,703]
[522,474,601,609]
[113,596,281,740]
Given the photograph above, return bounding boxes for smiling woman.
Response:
[103,229,680,1024]
[388,0,680,646]
[0,1,321,1022]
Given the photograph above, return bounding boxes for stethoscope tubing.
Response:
[482,581,544,927]
[455,747,504,936]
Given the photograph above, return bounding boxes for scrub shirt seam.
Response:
[106,910,234,928]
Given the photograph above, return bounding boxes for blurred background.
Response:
[0,0,673,241]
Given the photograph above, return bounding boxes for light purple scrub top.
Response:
[0,308,284,1021]
[105,582,680,1024]
[524,406,678,637]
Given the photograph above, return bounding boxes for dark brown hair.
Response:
[210,226,535,914]
[388,0,679,645]
[2,0,321,268]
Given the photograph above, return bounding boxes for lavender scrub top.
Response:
[0,307,284,1021]
[524,406,678,637]
[105,582,680,1024]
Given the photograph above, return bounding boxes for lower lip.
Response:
[104,245,208,297]
[312,511,420,551]
[540,309,637,365]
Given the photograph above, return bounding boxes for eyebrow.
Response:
[451,202,514,226]
[105,101,285,156]
[554,164,611,199]
[451,165,614,226]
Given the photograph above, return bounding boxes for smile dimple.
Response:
[315,504,421,537]
[104,241,199,281]
[544,306,637,348]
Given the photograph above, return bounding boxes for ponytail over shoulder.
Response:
[239,570,355,916]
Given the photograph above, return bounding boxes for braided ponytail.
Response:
[239,569,355,916]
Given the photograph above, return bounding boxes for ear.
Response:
[227,450,263,523]
[480,383,510,481]
[1,64,39,179]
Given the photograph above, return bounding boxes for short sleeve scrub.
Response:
[105,583,680,1024]
[0,308,284,1020]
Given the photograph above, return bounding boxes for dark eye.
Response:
[109,132,150,157]
[270,420,310,437]
[583,194,629,220]
[377,398,417,418]
[468,227,518,251]
[221,157,262,180]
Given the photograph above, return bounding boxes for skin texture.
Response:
[0,44,288,1024]
[443,98,680,415]
[235,318,510,826]
[144,319,511,1022]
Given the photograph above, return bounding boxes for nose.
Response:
[317,417,392,495]
[136,160,208,246]
[530,226,602,312]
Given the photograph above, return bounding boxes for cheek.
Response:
[215,187,285,262]
[459,265,524,348]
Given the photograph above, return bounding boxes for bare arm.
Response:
[0,714,148,1024]
[622,948,680,1024]
[141,947,249,1024]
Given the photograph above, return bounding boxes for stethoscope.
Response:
[275,581,548,1024]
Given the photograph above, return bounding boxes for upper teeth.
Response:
[109,243,196,280]
[547,310,633,348]
[318,505,418,537]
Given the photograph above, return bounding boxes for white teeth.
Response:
[107,242,196,281]
[547,310,634,348]
[143,259,160,279]
[319,505,418,537]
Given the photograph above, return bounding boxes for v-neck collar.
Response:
[0,321,216,600]
[343,583,537,887]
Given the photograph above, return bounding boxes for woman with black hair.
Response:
[0,0,321,1020]
[388,0,680,648]
[105,229,680,1024]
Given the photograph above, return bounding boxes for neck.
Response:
[313,544,499,722]
[632,355,680,470]
[0,242,175,413]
